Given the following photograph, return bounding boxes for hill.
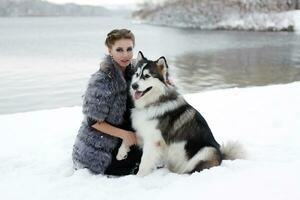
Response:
[0,0,110,17]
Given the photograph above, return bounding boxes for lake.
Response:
[0,16,300,114]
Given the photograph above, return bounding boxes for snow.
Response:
[135,1,300,32]
[144,11,298,31]
[288,10,300,32]
[1,82,300,200]
[215,11,295,31]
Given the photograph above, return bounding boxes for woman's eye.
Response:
[144,74,150,78]
[127,47,133,52]
[116,48,123,52]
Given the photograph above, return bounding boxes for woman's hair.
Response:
[105,29,135,49]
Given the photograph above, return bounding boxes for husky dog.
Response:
[117,51,245,176]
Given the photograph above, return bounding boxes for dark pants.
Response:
[105,141,142,176]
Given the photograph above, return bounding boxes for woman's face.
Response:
[109,38,134,69]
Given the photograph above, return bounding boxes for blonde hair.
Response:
[105,29,135,49]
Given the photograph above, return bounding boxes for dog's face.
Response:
[131,51,169,108]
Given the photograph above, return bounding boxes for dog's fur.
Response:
[117,51,245,176]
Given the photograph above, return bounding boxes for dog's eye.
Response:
[144,74,150,79]
[135,73,139,77]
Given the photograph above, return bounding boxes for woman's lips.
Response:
[120,60,130,65]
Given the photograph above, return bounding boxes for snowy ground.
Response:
[1,82,300,200]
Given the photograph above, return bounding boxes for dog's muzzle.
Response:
[132,85,153,100]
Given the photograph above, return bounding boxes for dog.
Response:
[116,51,245,176]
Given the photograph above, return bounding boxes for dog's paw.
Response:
[136,171,147,177]
[116,150,128,160]
[116,142,130,160]
[136,168,151,177]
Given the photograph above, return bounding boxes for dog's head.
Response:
[131,51,169,108]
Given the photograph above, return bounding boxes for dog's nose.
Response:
[132,83,139,90]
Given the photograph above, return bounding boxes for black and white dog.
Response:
[117,51,245,176]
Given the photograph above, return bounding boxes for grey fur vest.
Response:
[72,55,134,174]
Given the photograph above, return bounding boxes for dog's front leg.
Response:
[137,142,162,177]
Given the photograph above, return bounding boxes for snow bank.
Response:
[136,10,297,31]
[288,10,300,32]
[133,0,300,31]
[1,82,300,200]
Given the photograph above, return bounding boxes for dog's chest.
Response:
[131,109,163,142]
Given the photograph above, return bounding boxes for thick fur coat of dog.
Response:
[117,51,245,176]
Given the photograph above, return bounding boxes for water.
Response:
[1,16,300,114]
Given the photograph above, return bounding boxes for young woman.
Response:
[72,29,142,175]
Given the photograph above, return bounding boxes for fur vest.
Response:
[72,55,134,174]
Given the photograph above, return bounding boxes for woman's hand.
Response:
[122,131,137,147]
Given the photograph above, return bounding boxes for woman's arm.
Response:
[92,121,137,146]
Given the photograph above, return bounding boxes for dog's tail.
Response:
[220,141,246,160]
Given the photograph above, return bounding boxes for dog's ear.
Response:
[136,51,145,63]
[156,56,168,81]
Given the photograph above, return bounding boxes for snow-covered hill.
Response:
[133,0,300,31]
[0,82,300,200]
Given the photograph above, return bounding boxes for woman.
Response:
[72,29,142,176]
